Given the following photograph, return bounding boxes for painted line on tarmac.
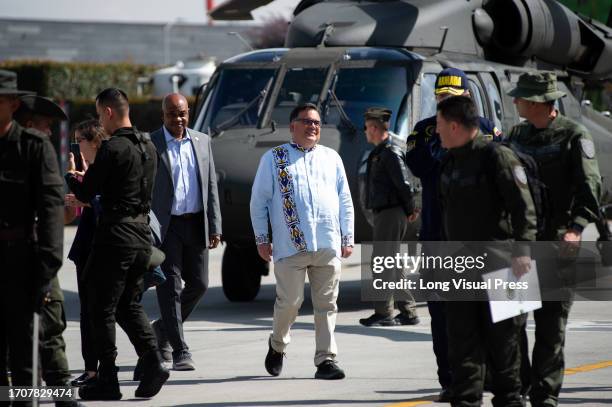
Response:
[384,402,431,407]
[383,361,612,407]
[565,360,612,375]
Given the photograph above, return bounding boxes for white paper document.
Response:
[485,260,542,323]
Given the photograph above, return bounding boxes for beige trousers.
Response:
[270,248,341,366]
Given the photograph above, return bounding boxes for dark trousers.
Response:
[446,301,523,407]
[156,215,209,354]
[371,207,416,317]
[1,242,35,406]
[86,244,157,367]
[75,260,98,372]
[39,278,70,385]
[428,301,451,389]
[525,300,572,407]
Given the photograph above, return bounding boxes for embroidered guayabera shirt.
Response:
[250,142,354,262]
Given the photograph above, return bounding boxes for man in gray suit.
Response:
[150,93,222,371]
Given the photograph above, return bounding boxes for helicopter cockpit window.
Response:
[419,73,437,120]
[467,78,486,116]
[270,68,328,124]
[323,66,409,137]
[201,68,275,132]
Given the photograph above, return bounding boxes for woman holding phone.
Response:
[64,119,108,386]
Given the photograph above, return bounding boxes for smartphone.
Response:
[70,143,83,172]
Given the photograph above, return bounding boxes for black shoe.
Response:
[78,365,122,401]
[359,313,398,327]
[70,372,96,387]
[135,350,170,398]
[264,338,284,376]
[152,319,172,362]
[173,350,196,371]
[315,360,345,380]
[393,313,420,326]
[437,387,452,402]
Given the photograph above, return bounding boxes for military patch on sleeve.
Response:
[483,134,493,141]
[580,138,595,159]
[407,140,416,151]
[493,127,502,137]
[513,165,528,186]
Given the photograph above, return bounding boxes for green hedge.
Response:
[67,99,163,133]
[0,60,155,100]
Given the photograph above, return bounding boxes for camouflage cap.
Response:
[17,95,68,121]
[364,107,392,122]
[507,72,566,102]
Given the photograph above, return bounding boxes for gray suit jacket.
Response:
[151,127,222,242]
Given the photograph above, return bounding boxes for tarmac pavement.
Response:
[53,225,612,406]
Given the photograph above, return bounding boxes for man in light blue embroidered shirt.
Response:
[150,93,222,372]
[250,103,354,380]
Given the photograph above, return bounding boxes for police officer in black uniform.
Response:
[405,68,502,401]
[0,70,64,405]
[65,88,169,400]
[360,107,420,327]
[436,95,536,407]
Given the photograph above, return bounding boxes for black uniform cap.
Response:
[364,107,392,123]
[17,95,68,121]
[0,69,33,95]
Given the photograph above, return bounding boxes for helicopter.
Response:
[190,0,612,302]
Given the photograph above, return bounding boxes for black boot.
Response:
[135,350,170,398]
[133,356,144,381]
[78,363,122,401]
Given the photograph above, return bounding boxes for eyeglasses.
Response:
[293,118,321,127]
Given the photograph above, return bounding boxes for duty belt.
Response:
[0,227,29,241]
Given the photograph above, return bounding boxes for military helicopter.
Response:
[191,0,612,301]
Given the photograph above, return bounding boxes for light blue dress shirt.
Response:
[250,142,354,262]
[163,126,203,215]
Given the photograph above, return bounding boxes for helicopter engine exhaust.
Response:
[474,0,612,79]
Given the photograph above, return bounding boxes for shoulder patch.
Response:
[580,138,595,159]
[493,127,502,137]
[513,165,528,186]
[406,140,416,151]
[483,134,493,141]
[425,125,435,137]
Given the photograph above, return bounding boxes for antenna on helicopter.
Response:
[438,26,449,54]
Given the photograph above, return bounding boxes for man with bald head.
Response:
[150,93,222,371]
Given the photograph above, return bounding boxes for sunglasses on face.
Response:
[293,118,321,127]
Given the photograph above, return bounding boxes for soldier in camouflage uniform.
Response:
[507,72,602,407]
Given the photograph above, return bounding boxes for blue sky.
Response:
[0,0,298,24]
